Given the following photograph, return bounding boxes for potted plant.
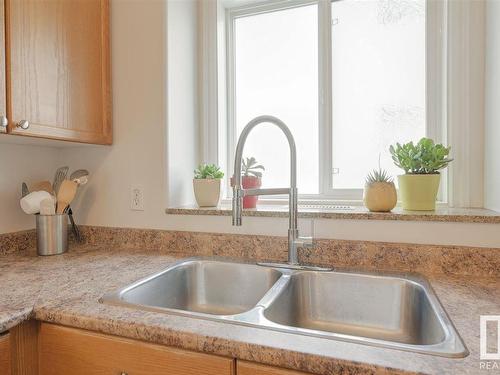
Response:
[193,164,224,207]
[390,138,453,211]
[363,167,397,212]
[231,157,265,209]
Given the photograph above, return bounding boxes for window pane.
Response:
[234,4,318,194]
[331,0,426,189]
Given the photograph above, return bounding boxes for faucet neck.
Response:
[232,115,297,190]
[231,115,314,266]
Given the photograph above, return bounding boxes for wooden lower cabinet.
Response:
[0,333,11,375]
[237,361,311,375]
[19,323,312,375]
[39,323,235,375]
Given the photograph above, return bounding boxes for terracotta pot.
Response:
[230,176,262,209]
[363,182,397,212]
[193,179,222,207]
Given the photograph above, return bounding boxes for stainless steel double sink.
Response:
[100,257,468,358]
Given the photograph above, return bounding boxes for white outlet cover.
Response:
[130,185,144,211]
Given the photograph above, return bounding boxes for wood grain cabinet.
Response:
[39,324,235,375]
[3,0,111,144]
[237,361,312,375]
[0,332,11,375]
[0,0,7,134]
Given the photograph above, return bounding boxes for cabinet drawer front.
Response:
[237,361,312,375]
[0,333,11,375]
[40,324,234,375]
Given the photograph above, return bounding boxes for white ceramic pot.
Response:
[193,179,222,207]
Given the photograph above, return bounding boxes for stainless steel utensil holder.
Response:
[36,214,68,256]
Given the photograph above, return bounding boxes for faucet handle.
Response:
[298,220,315,248]
[297,236,314,249]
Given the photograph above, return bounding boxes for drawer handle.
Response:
[17,120,29,129]
[0,115,7,127]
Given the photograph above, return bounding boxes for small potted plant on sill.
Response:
[363,167,397,212]
[193,163,224,207]
[231,157,265,209]
[390,138,453,211]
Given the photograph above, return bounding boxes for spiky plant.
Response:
[365,168,393,186]
[242,157,265,178]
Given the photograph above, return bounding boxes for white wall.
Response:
[0,142,60,233]
[59,0,200,229]
[2,0,496,248]
[59,0,170,229]
[58,0,499,249]
[166,0,199,206]
[446,0,485,208]
[485,0,500,212]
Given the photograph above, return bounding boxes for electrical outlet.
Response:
[130,185,144,211]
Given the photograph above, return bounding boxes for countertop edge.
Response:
[165,206,500,224]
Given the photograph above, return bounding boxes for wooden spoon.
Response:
[56,180,78,214]
[32,180,54,195]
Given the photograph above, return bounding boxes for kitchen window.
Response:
[202,0,448,203]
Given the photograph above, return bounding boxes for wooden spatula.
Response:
[56,180,78,214]
[32,180,54,195]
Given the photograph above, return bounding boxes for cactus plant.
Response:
[365,168,393,185]
[363,161,397,213]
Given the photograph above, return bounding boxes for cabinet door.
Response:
[39,324,235,375]
[0,0,7,134]
[237,361,312,375]
[6,0,111,144]
[0,333,11,375]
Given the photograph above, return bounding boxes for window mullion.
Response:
[225,8,237,196]
[318,0,333,196]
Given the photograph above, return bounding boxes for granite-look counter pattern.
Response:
[166,204,500,223]
[0,229,36,255]
[0,240,499,374]
[0,307,33,332]
[75,226,500,277]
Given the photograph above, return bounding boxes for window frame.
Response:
[203,0,447,204]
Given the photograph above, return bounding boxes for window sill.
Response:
[165,204,500,224]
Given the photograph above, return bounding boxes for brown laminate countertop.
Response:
[165,204,500,224]
[0,245,498,375]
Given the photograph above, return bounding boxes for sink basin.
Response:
[264,271,446,346]
[107,259,282,316]
[101,257,468,358]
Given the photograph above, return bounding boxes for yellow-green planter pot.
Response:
[398,174,441,211]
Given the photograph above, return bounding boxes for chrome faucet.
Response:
[232,115,328,270]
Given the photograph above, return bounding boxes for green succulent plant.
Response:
[389,138,453,174]
[241,157,265,178]
[194,164,224,179]
[366,168,393,185]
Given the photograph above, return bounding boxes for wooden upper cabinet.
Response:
[0,0,7,134]
[6,0,112,144]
